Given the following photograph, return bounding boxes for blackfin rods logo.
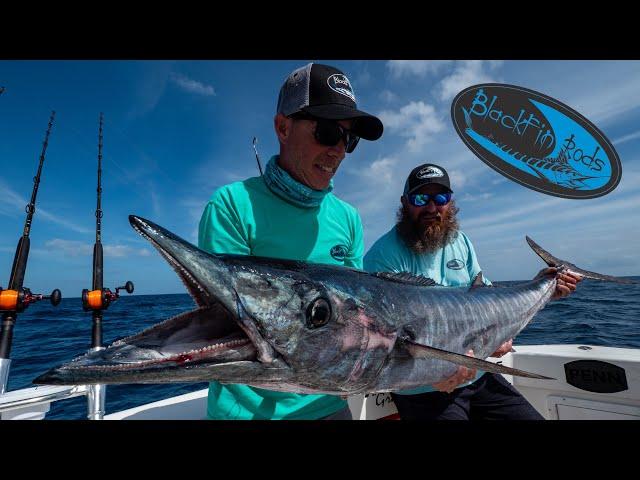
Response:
[330,245,348,262]
[417,166,444,179]
[327,74,356,102]
[451,83,622,199]
[446,259,465,270]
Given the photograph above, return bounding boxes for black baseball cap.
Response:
[276,63,383,141]
[403,163,453,195]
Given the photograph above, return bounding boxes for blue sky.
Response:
[1,60,639,296]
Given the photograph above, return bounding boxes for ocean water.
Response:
[4,278,640,419]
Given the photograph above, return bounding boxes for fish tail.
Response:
[525,236,636,284]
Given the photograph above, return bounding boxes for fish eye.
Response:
[306,298,331,328]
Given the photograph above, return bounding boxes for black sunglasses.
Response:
[289,112,360,153]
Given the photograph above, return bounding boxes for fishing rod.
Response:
[80,113,133,419]
[253,137,263,175]
[0,111,62,395]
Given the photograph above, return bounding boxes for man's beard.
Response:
[395,200,460,254]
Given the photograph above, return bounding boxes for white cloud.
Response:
[150,188,161,219]
[0,177,92,235]
[0,179,27,218]
[128,62,173,119]
[45,239,93,257]
[386,60,453,78]
[459,192,495,202]
[104,245,151,257]
[378,101,445,152]
[464,177,640,248]
[613,130,640,146]
[44,239,150,258]
[487,60,505,70]
[447,168,473,190]
[435,60,502,102]
[359,157,399,185]
[561,67,640,125]
[169,72,216,97]
[379,90,399,103]
[37,210,94,235]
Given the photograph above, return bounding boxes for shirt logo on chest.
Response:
[446,259,465,270]
[330,245,348,262]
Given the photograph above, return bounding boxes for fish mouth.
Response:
[33,215,276,385]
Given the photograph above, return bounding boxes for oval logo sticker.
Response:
[330,245,348,262]
[451,84,621,199]
[446,259,465,270]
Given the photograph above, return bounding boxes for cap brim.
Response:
[407,183,454,195]
[303,104,383,141]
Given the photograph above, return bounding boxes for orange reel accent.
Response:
[0,289,19,311]
[86,290,103,310]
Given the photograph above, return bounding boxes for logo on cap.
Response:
[327,74,355,102]
[416,166,444,179]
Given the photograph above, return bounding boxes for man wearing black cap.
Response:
[364,163,581,420]
[197,62,383,420]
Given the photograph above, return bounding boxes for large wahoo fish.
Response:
[33,216,634,394]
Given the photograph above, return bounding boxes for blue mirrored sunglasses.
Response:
[407,192,452,207]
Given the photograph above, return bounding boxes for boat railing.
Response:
[0,384,89,420]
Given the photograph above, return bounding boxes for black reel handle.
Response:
[43,289,62,306]
[116,281,134,295]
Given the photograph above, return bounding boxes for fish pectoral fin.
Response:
[400,338,554,380]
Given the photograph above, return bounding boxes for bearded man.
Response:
[363,163,581,420]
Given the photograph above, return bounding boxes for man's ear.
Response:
[274,113,291,143]
[400,195,408,208]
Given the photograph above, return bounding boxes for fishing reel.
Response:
[0,286,62,313]
[82,281,134,312]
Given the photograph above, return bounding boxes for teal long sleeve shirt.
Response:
[198,175,364,419]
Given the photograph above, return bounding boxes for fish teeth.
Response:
[68,340,251,370]
[182,339,248,357]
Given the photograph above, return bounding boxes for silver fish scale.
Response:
[370,277,556,391]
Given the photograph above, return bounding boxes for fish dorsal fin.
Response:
[374,272,438,287]
[469,272,486,290]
